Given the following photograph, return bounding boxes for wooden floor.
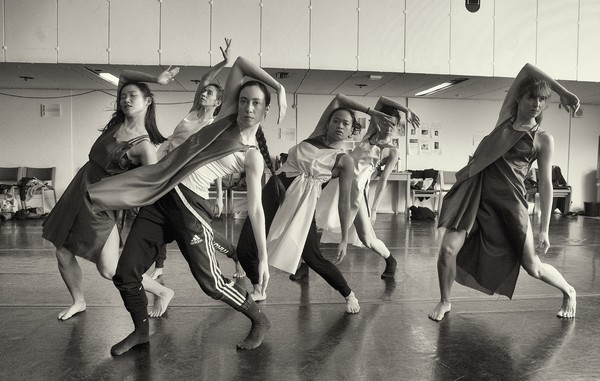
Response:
[1,213,599,380]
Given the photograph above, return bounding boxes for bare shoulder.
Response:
[245,147,263,167]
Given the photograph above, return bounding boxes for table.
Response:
[387,171,412,218]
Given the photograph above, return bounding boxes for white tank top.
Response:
[181,149,253,198]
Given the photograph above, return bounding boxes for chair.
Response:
[531,167,572,215]
[22,167,57,213]
[0,167,24,210]
[409,169,441,214]
[436,170,458,214]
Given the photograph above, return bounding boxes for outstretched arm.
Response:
[497,63,580,127]
[190,38,232,112]
[309,94,394,139]
[370,147,400,224]
[118,66,180,94]
[244,149,270,294]
[217,56,286,123]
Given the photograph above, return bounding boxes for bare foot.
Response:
[57,301,87,320]
[150,268,163,280]
[148,287,174,318]
[557,288,576,319]
[345,292,360,314]
[111,330,150,356]
[233,262,246,278]
[250,290,266,302]
[429,301,451,322]
[236,312,271,350]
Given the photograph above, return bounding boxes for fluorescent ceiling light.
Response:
[98,72,119,86]
[85,67,119,86]
[415,78,468,97]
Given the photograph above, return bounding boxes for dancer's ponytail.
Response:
[255,126,285,204]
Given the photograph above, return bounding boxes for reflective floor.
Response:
[1,213,599,380]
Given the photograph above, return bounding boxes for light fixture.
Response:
[85,67,119,86]
[415,78,468,97]
[369,74,383,81]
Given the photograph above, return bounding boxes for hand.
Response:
[214,198,223,217]
[157,65,180,85]
[537,231,550,255]
[334,241,348,264]
[372,110,396,133]
[559,91,580,117]
[407,109,421,129]
[257,259,270,295]
[370,210,377,225]
[277,85,287,124]
[220,38,232,63]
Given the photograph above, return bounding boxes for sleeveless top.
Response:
[157,111,215,158]
[181,150,248,199]
[268,138,344,273]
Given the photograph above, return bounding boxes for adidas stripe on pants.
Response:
[113,184,251,315]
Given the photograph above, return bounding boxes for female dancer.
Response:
[42,68,178,320]
[89,56,286,355]
[315,97,420,279]
[429,63,579,322]
[149,38,245,281]
[236,94,394,313]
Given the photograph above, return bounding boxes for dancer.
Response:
[88,56,286,355]
[429,63,579,322]
[314,97,420,279]
[148,38,245,281]
[42,68,178,320]
[236,94,394,313]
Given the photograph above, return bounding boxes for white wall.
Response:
[2,0,600,80]
[1,90,597,211]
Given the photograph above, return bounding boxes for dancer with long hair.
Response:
[42,68,178,320]
[89,56,286,354]
[148,38,245,282]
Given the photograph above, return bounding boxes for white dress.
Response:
[316,139,383,247]
[267,140,341,273]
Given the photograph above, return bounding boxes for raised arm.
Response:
[497,63,580,127]
[370,147,400,224]
[309,94,395,139]
[118,66,180,95]
[217,56,286,123]
[375,96,420,129]
[190,38,232,112]
[244,149,270,294]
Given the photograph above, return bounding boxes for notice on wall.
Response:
[279,127,296,141]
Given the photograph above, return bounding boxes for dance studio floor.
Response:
[1,213,599,380]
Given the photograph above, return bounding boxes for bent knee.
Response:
[97,265,115,280]
[524,264,542,279]
[439,244,460,259]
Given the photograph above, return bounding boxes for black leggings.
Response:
[113,184,252,326]
[236,174,352,298]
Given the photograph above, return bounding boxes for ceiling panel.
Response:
[0,63,599,105]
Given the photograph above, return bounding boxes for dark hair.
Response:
[102,82,166,144]
[511,77,552,124]
[238,80,285,204]
[328,107,359,138]
[379,105,401,121]
[204,83,225,116]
